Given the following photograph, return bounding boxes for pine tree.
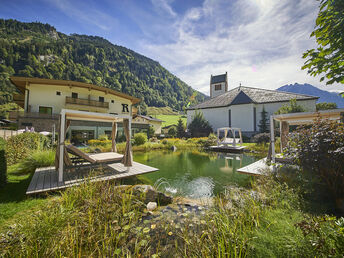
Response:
[177,118,185,138]
[258,106,269,133]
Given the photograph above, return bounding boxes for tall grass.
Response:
[12,150,56,174]
[0,181,154,257]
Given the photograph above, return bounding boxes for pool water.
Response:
[133,150,258,199]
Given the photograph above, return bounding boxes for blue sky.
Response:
[1,0,343,95]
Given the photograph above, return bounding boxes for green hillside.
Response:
[0,19,206,112]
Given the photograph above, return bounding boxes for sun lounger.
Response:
[66,144,123,164]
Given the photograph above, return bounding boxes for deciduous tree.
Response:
[302,0,344,85]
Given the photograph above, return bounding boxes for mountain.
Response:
[277,83,344,108]
[0,19,206,112]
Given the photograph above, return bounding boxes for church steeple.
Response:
[210,72,228,98]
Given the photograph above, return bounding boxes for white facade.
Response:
[187,99,317,134]
[25,83,132,115]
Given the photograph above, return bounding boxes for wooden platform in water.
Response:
[237,158,273,176]
[208,145,247,153]
[26,161,159,195]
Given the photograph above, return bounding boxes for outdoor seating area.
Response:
[209,127,246,152]
[26,109,159,194]
[237,109,344,176]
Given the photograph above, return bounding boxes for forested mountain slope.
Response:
[0,19,206,111]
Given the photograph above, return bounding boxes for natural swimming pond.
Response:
[133,150,258,199]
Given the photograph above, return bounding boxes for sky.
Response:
[1,0,344,95]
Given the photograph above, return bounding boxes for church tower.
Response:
[210,72,228,98]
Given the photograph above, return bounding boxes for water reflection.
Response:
[134,150,257,199]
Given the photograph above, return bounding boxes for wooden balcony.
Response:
[13,93,25,108]
[65,96,109,109]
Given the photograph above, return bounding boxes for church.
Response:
[186,73,318,136]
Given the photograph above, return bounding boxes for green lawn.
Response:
[0,166,48,228]
[153,114,186,127]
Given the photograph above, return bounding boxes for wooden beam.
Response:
[270,115,275,164]
[58,110,65,182]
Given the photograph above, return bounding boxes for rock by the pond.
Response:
[132,185,173,205]
[147,202,157,211]
[171,145,177,151]
[157,192,173,206]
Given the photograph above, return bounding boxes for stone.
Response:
[147,202,157,211]
[171,145,177,151]
[157,192,173,206]
[133,185,158,204]
[132,185,173,205]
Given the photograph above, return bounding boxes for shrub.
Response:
[0,149,7,187]
[0,137,6,150]
[252,133,270,144]
[162,139,168,145]
[134,133,147,146]
[15,150,56,174]
[275,99,305,114]
[286,119,344,211]
[168,127,177,138]
[117,134,127,143]
[98,134,108,141]
[6,133,51,165]
[188,111,213,137]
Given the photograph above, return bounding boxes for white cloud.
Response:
[47,0,118,31]
[151,0,176,17]
[139,0,344,95]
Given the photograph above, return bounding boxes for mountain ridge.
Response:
[277,83,344,108]
[0,19,206,112]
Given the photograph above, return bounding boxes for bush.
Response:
[252,133,270,144]
[0,149,7,187]
[168,127,177,138]
[0,137,6,150]
[286,119,344,211]
[188,111,213,137]
[134,133,147,146]
[6,133,51,165]
[15,150,56,174]
[98,134,108,141]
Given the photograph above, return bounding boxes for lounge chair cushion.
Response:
[88,152,123,163]
[66,145,123,163]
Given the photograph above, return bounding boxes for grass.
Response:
[1,174,343,257]
[0,150,55,228]
[146,106,179,115]
[153,114,186,127]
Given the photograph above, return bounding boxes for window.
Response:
[228,109,231,127]
[99,96,104,102]
[215,84,222,91]
[72,92,78,99]
[56,91,61,96]
[39,106,52,115]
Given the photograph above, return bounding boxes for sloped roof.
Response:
[211,74,227,84]
[134,114,163,122]
[187,86,319,110]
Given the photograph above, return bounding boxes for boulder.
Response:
[147,202,157,211]
[132,185,173,205]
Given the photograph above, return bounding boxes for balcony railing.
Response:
[65,96,109,109]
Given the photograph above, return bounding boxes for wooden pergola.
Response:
[57,109,132,183]
[270,108,344,163]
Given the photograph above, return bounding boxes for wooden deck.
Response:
[208,145,247,153]
[26,161,159,195]
[237,158,273,176]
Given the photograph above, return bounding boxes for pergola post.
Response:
[280,121,289,152]
[58,110,65,182]
[270,115,275,163]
